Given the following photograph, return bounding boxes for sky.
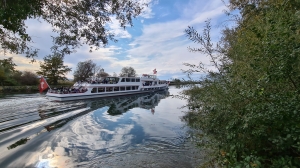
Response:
[1,0,235,81]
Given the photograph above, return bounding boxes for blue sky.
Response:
[1,0,234,80]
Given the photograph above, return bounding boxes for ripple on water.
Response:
[0,89,204,168]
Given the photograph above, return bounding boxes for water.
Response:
[0,86,204,168]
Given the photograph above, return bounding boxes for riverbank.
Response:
[0,85,72,93]
[0,86,39,93]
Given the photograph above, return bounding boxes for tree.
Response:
[0,57,17,72]
[0,57,19,85]
[0,0,145,60]
[19,71,39,85]
[182,0,300,167]
[119,66,136,77]
[36,53,71,85]
[73,60,102,81]
[96,71,110,79]
[0,65,6,85]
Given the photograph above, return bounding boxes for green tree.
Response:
[183,0,300,167]
[119,66,136,77]
[0,0,145,60]
[0,65,6,86]
[36,53,71,85]
[0,57,17,72]
[19,71,39,85]
[0,57,19,85]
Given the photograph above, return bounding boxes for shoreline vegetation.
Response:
[181,1,300,167]
[0,85,72,93]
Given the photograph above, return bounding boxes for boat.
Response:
[41,74,169,101]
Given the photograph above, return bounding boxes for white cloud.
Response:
[113,0,227,77]
[0,54,41,72]
[5,0,230,80]
[138,0,157,19]
[189,5,227,26]
[108,17,132,39]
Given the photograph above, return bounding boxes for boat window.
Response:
[126,78,130,82]
[121,78,125,82]
[106,87,113,92]
[114,87,119,91]
[131,78,135,82]
[91,88,97,93]
[134,86,139,90]
[126,86,131,90]
[98,87,105,92]
[136,78,140,82]
[120,86,125,91]
[115,78,119,83]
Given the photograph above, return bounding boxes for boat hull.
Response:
[46,88,168,101]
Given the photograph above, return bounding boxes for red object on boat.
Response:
[39,77,49,93]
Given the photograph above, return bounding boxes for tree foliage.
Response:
[119,66,136,77]
[183,0,300,167]
[36,53,71,85]
[20,71,39,85]
[73,60,103,81]
[97,71,110,79]
[0,57,18,85]
[0,57,17,72]
[0,0,145,59]
[0,57,38,86]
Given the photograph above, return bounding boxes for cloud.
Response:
[59,0,227,79]
[0,54,41,72]
[138,0,157,19]
[108,17,132,39]
[113,0,227,78]
[4,0,230,80]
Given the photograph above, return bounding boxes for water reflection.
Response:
[7,137,30,150]
[0,88,202,168]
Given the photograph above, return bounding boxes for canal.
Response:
[0,86,203,168]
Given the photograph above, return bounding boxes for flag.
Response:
[39,77,49,93]
[153,68,157,74]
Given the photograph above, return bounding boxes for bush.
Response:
[182,1,300,167]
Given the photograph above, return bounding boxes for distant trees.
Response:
[0,57,16,85]
[73,60,106,81]
[0,57,38,86]
[36,53,71,85]
[19,71,39,85]
[119,66,136,77]
[97,71,110,79]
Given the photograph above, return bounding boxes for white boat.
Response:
[45,74,169,101]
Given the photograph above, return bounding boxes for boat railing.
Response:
[141,74,157,79]
[74,82,89,87]
[76,81,118,85]
[48,86,88,94]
